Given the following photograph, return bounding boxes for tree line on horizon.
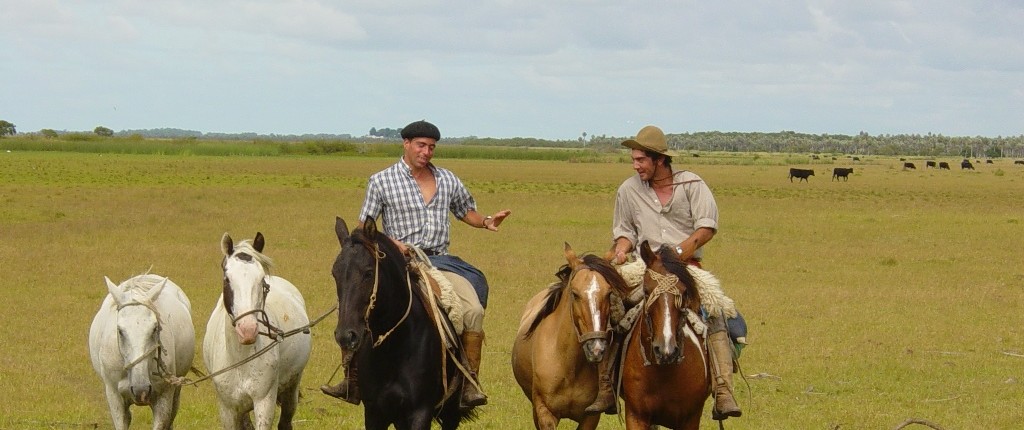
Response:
[2,121,1023,159]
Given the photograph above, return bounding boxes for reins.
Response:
[363,245,413,348]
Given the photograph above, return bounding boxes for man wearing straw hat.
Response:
[588,124,741,420]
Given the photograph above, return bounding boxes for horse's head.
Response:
[638,241,700,365]
[220,232,272,345]
[563,243,630,363]
[332,216,401,353]
[105,275,166,406]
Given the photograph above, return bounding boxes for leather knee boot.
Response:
[585,335,620,415]
[709,329,741,420]
[460,331,488,409]
[320,356,361,405]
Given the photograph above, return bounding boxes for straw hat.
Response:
[621,125,679,157]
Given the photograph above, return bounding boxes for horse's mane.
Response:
[655,247,699,304]
[229,240,274,273]
[523,254,628,338]
[347,226,423,299]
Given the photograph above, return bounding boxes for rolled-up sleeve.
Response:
[612,183,638,246]
[687,180,719,232]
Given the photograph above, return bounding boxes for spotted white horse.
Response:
[89,274,195,430]
[205,232,311,430]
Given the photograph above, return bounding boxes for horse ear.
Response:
[363,218,379,239]
[146,277,168,302]
[563,242,579,269]
[639,241,657,266]
[253,232,265,253]
[221,233,234,256]
[104,276,123,306]
[335,216,350,245]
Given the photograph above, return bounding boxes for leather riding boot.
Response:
[709,330,741,420]
[320,359,361,405]
[585,335,620,415]
[460,331,488,409]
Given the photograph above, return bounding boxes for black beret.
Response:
[400,120,441,141]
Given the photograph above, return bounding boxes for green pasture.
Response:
[1,150,1023,429]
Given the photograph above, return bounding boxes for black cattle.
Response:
[903,162,916,170]
[986,160,994,164]
[925,161,937,168]
[899,158,906,161]
[938,162,950,170]
[852,157,860,161]
[789,168,815,182]
[832,167,854,181]
[692,153,700,157]
[1015,160,1024,165]
[961,160,974,170]
[811,154,820,160]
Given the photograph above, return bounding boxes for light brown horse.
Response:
[512,243,631,430]
[622,241,710,430]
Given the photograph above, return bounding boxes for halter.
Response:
[115,301,173,379]
[362,244,413,348]
[567,267,612,345]
[223,257,285,341]
[638,268,704,366]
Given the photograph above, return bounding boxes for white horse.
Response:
[204,232,311,430]
[89,274,195,430]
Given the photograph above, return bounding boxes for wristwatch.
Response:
[483,215,493,227]
[674,245,684,256]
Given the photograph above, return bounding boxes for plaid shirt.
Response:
[358,157,476,255]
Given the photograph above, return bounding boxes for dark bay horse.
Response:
[332,217,474,430]
[511,243,631,430]
[622,241,710,430]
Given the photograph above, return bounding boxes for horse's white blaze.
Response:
[223,257,264,344]
[583,272,604,331]
[90,274,194,430]
[659,299,675,342]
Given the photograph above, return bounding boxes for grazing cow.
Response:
[903,162,916,170]
[961,160,975,170]
[692,153,700,157]
[938,162,950,170]
[852,156,860,161]
[925,161,937,168]
[811,154,820,160]
[1015,160,1024,165]
[789,168,815,182]
[899,158,906,161]
[986,159,994,164]
[832,167,853,182]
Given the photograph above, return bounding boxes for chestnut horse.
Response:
[621,242,710,430]
[511,243,631,430]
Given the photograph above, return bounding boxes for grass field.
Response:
[1,150,1023,429]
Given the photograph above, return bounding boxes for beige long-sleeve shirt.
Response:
[612,170,719,259]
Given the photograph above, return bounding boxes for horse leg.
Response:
[103,385,131,430]
[363,410,391,430]
[252,394,277,430]
[624,411,651,430]
[532,401,560,430]
[276,382,300,430]
[405,408,435,430]
[216,403,247,430]
[149,387,177,430]
[576,414,600,430]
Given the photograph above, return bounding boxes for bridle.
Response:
[567,266,612,345]
[353,242,413,349]
[222,255,284,340]
[115,301,173,379]
[638,268,690,366]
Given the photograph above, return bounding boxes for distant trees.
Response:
[40,129,58,138]
[369,127,401,139]
[94,126,114,137]
[0,120,16,137]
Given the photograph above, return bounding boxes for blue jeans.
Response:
[428,255,489,308]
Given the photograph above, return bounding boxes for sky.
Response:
[2,0,1023,140]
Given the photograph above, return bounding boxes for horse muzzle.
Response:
[652,341,683,365]
[582,338,608,363]
[336,326,364,351]
[129,384,152,406]
[235,317,259,345]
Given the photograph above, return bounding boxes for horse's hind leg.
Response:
[276,383,300,430]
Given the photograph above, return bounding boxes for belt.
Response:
[421,248,441,256]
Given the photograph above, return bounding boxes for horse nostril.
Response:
[340,329,361,350]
